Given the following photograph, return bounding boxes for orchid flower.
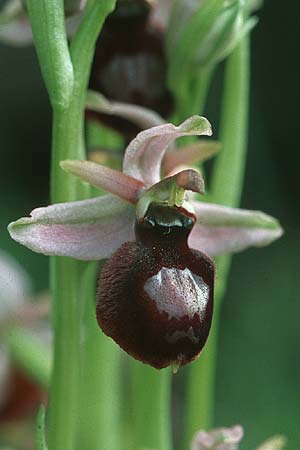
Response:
[191,425,286,450]
[8,115,282,368]
[8,115,282,262]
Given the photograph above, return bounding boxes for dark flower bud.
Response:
[96,203,215,369]
[88,0,173,141]
[64,0,87,16]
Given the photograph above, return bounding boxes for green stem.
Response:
[25,1,117,449]
[47,104,87,450]
[26,0,74,109]
[183,36,250,447]
[173,68,213,124]
[130,363,172,450]
[210,43,250,207]
[48,258,83,450]
[70,1,116,84]
[190,67,214,116]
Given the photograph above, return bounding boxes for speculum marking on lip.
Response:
[144,267,209,320]
[166,327,200,344]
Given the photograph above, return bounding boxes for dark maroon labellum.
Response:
[96,204,215,369]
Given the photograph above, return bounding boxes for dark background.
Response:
[0,0,299,448]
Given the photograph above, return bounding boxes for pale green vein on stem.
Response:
[130,362,172,450]
[183,36,250,449]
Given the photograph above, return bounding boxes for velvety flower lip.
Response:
[8,115,283,260]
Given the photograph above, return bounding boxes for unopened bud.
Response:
[167,0,257,88]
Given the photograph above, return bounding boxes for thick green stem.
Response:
[48,259,83,450]
[183,36,250,447]
[48,106,86,450]
[130,363,172,450]
[26,1,117,449]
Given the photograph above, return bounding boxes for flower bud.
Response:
[167,0,257,87]
[88,0,173,140]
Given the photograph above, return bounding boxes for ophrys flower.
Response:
[8,116,282,368]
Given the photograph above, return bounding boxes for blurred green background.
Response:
[0,0,299,449]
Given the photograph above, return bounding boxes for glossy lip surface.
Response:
[144,267,209,321]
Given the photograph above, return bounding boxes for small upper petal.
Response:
[8,195,135,260]
[60,160,144,203]
[189,201,283,256]
[163,140,220,175]
[123,116,212,187]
